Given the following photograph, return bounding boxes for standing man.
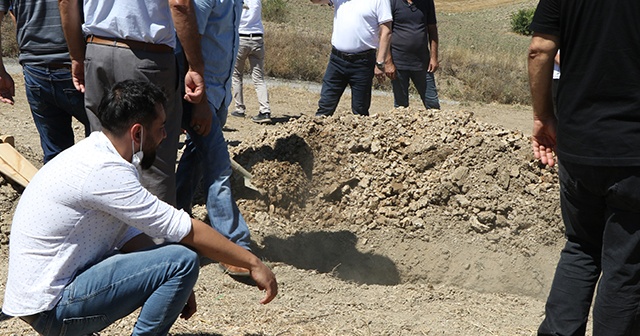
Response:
[175,0,254,275]
[529,1,640,335]
[311,0,393,117]
[388,0,440,110]
[0,0,90,163]
[231,0,272,124]
[1,80,277,336]
[59,0,206,206]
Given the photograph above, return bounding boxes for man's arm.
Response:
[59,0,86,92]
[376,21,392,81]
[0,11,15,104]
[528,32,559,167]
[427,24,439,73]
[169,0,206,104]
[181,219,278,304]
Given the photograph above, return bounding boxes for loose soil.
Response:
[0,64,569,335]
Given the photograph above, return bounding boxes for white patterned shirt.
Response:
[2,132,192,316]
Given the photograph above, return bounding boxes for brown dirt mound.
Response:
[233,108,562,259]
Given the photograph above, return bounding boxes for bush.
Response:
[263,0,289,24]
[510,8,535,36]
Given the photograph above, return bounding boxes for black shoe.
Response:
[231,110,246,118]
[251,113,272,124]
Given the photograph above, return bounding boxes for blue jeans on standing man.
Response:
[391,69,440,110]
[22,64,90,163]
[316,48,376,117]
[538,161,640,336]
[25,244,199,336]
[175,101,252,250]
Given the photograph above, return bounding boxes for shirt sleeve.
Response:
[426,0,437,25]
[530,0,560,36]
[377,0,393,24]
[0,0,9,12]
[193,0,214,35]
[81,161,192,243]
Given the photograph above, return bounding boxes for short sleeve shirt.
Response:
[390,0,437,71]
[331,0,392,53]
[531,0,640,166]
[2,132,192,316]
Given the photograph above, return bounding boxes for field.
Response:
[0,1,575,335]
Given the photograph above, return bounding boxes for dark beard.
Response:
[140,149,156,170]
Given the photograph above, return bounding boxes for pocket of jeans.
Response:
[62,87,84,109]
[60,315,108,336]
[25,85,44,111]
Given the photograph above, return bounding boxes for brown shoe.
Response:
[219,262,251,277]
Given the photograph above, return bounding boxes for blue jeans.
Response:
[316,52,375,117]
[27,244,199,336]
[539,161,640,336]
[175,102,252,249]
[391,69,440,109]
[22,64,90,163]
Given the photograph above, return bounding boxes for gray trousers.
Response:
[84,43,182,206]
[232,36,271,115]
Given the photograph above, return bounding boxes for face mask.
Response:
[132,127,144,169]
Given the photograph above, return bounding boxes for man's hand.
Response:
[427,57,439,73]
[531,117,557,167]
[0,68,15,104]
[385,60,396,80]
[250,262,278,304]
[184,69,205,104]
[190,100,212,136]
[375,67,385,83]
[180,291,197,320]
[71,59,85,92]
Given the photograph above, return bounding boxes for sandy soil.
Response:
[0,64,568,335]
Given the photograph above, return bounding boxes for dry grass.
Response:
[1,0,539,105]
[1,15,18,57]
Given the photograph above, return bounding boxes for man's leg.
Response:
[538,161,605,336]
[348,54,375,116]
[316,54,349,117]
[592,166,640,335]
[177,102,251,249]
[417,70,440,109]
[232,40,250,116]
[248,38,271,115]
[27,244,199,336]
[391,69,411,108]
[22,65,81,163]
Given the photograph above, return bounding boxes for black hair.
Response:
[96,80,167,136]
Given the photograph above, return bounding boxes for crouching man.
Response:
[1,80,277,335]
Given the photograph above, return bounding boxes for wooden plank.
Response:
[0,143,38,187]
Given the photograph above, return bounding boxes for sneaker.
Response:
[251,113,272,124]
[231,110,246,118]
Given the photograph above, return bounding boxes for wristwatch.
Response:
[376,61,385,70]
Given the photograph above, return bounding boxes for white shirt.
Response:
[82,0,177,47]
[2,132,192,316]
[239,0,264,34]
[331,0,392,53]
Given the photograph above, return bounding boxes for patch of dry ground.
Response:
[0,66,567,335]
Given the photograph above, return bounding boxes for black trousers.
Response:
[539,161,640,336]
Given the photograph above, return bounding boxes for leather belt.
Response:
[86,35,172,53]
[239,33,263,38]
[20,313,39,325]
[31,63,71,70]
[331,47,375,61]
